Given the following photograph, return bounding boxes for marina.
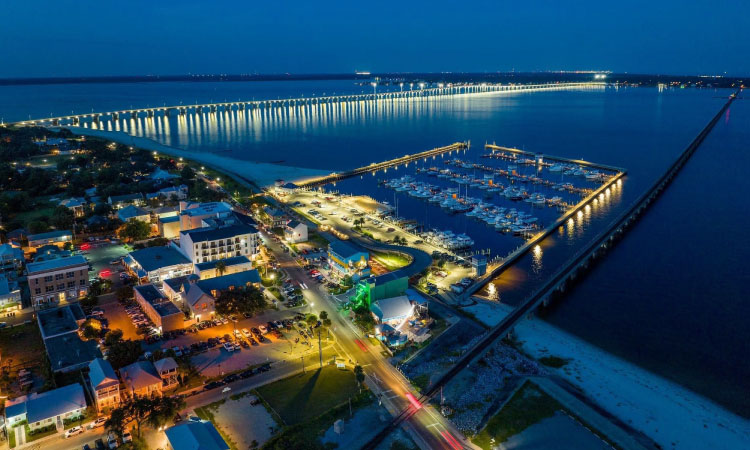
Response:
[321,143,623,264]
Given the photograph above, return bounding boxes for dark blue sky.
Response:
[1,0,747,78]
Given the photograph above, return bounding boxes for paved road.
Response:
[263,230,471,449]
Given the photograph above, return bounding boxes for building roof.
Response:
[371,295,413,322]
[329,240,366,260]
[180,224,257,243]
[263,207,286,218]
[5,383,87,423]
[126,246,191,273]
[165,420,229,450]
[118,205,149,222]
[37,304,85,338]
[286,220,304,230]
[27,229,72,242]
[88,358,119,390]
[164,275,190,293]
[154,357,178,374]
[120,361,161,391]
[135,284,182,317]
[59,197,87,208]
[150,168,178,180]
[159,215,180,224]
[194,270,261,293]
[109,193,143,203]
[194,256,251,272]
[364,272,405,286]
[27,255,88,275]
[0,243,23,259]
[0,276,19,297]
[181,201,233,217]
[45,333,102,372]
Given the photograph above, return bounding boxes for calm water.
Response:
[2,81,746,416]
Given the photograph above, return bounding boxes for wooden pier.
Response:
[297,141,469,188]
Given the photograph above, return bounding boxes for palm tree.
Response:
[215,260,227,277]
[147,396,186,430]
[354,365,365,392]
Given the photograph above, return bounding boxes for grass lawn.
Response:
[0,323,46,368]
[255,366,360,426]
[14,206,55,227]
[472,381,563,449]
[371,251,411,271]
[8,427,16,448]
[24,425,57,442]
[307,232,329,248]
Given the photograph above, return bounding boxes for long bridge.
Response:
[297,142,469,188]
[362,90,740,450]
[8,82,602,128]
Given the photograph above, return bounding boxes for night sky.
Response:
[1,0,748,78]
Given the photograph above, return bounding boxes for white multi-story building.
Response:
[178,224,259,265]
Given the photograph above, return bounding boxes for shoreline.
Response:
[68,128,329,189]
[463,300,750,450]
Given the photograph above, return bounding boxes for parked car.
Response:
[107,433,118,449]
[121,431,132,443]
[66,426,84,438]
[222,342,235,352]
[90,417,107,428]
[95,439,106,450]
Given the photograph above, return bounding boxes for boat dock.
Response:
[297,141,469,188]
[361,89,740,450]
[485,143,626,173]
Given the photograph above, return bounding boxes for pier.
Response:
[297,142,469,188]
[484,143,626,173]
[362,90,739,450]
[7,82,602,128]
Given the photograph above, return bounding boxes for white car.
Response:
[241,328,251,337]
[222,342,235,352]
[90,417,107,428]
[65,426,83,438]
[121,432,132,443]
[258,325,268,334]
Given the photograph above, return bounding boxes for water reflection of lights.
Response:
[486,282,499,301]
[532,244,543,273]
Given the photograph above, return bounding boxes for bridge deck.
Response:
[361,89,741,450]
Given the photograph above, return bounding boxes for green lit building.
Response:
[351,272,408,309]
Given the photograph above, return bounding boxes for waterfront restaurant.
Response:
[328,240,370,281]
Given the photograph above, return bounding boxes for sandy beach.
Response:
[464,300,750,450]
[69,128,328,188]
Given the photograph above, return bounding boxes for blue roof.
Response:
[88,358,118,390]
[194,256,251,272]
[181,202,232,217]
[127,246,191,273]
[27,230,72,242]
[12,383,87,423]
[165,420,229,450]
[329,240,367,260]
[180,224,257,243]
[27,255,88,274]
[118,205,149,221]
[195,270,260,292]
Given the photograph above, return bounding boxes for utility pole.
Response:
[301,355,305,374]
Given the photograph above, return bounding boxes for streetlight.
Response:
[371,82,377,96]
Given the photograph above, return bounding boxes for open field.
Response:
[255,366,360,425]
